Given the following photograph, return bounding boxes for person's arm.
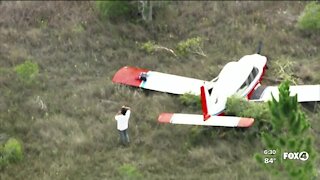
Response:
[115,111,122,120]
[125,109,131,119]
[116,110,122,115]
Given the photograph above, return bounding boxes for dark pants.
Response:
[119,129,129,145]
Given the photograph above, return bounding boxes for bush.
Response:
[178,93,201,109]
[14,60,39,85]
[297,2,320,31]
[0,138,23,167]
[140,41,156,54]
[266,57,299,85]
[140,41,178,57]
[96,1,136,19]
[255,81,317,180]
[225,95,271,134]
[176,37,206,57]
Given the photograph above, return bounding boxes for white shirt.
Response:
[115,110,131,131]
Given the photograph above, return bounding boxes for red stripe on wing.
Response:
[158,113,174,123]
[112,66,149,87]
[237,118,254,127]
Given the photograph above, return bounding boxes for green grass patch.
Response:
[117,163,143,180]
[1,2,319,179]
[14,60,39,85]
[297,2,320,31]
[0,138,23,168]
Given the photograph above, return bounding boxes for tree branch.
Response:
[154,45,177,57]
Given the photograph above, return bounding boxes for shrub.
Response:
[140,41,177,57]
[255,81,317,180]
[0,138,23,167]
[117,163,143,180]
[140,41,156,54]
[96,1,136,19]
[178,93,201,109]
[176,37,206,57]
[96,1,169,21]
[297,2,320,31]
[14,60,39,85]
[266,58,299,85]
[225,95,271,135]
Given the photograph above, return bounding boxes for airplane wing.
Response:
[158,113,254,127]
[250,85,320,102]
[112,66,208,95]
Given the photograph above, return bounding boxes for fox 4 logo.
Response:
[283,151,309,161]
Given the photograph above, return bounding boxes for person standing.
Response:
[115,106,131,145]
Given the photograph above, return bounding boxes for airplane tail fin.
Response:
[200,83,216,121]
[200,85,210,121]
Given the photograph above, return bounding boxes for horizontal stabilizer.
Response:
[158,113,254,127]
[112,66,207,95]
[250,85,320,102]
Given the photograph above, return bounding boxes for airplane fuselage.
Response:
[203,54,268,117]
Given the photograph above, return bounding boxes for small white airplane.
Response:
[112,52,320,128]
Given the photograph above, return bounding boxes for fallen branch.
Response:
[190,48,207,57]
[263,77,282,83]
[154,45,177,57]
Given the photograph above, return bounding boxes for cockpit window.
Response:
[239,81,246,90]
[252,67,259,77]
[237,67,259,94]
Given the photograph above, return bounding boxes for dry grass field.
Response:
[0,1,319,179]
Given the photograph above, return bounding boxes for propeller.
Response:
[256,41,263,55]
